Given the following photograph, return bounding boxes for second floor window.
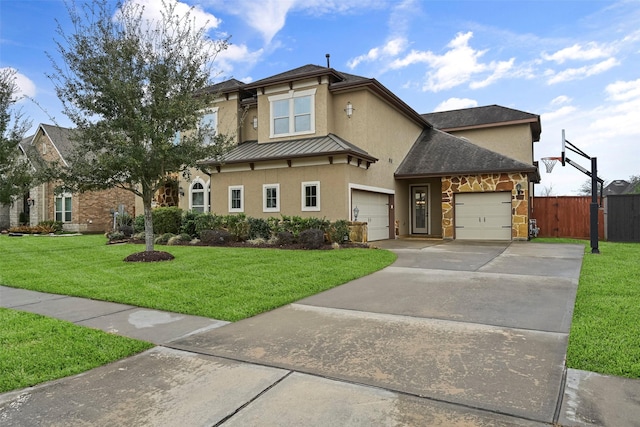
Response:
[199,108,218,145]
[269,89,316,138]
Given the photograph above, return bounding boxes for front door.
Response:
[412,186,429,234]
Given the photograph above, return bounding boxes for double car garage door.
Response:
[455,192,512,240]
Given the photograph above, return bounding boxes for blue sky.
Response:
[2,0,639,195]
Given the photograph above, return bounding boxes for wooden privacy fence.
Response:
[531,196,604,239]
[605,194,640,242]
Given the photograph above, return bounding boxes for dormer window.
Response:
[269,88,316,138]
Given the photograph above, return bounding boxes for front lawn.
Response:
[535,238,640,378]
[0,234,396,321]
[0,308,153,393]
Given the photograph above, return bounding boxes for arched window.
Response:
[191,182,205,212]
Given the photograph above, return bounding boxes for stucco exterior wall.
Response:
[395,177,443,237]
[441,173,529,240]
[209,160,352,220]
[448,124,534,164]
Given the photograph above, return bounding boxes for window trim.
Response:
[228,185,244,213]
[55,192,72,223]
[263,183,280,213]
[268,88,316,138]
[301,181,320,212]
[189,179,208,212]
[198,107,219,145]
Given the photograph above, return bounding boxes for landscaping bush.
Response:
[328,220,350,243]
[299,228,325,249]
[194,213,223,237]
[153,207,182,235]
[200,229,232,245]
[154,233,175,245]
[276,231,294,245]
[167,233,192,246]
[133,215,145,233]
[180,211,200,237]
[106,231,125,242]
[248,217,271,240]
[36,220,64,234]
[118,225,134,237]
[224,214,250,241]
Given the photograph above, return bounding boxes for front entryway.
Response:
[455,192,512,240]
[411,186,429,234]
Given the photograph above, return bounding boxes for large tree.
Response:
[49,0,232,255]
[0,68,33,205]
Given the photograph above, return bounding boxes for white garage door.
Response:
[352,190,389,241]
[455,192,512,240]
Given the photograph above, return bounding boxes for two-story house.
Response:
[170,64,540,241]
[1,124,136,232]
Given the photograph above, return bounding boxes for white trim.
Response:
[189,178,208,212]
[54,192,72,223]
[228,185,244,213]
[348,183,394,224]
[410,184,431,234]
[263,183,280,213]
[301,181,321,212]
[198,107,219,145]
[268,88,316,138]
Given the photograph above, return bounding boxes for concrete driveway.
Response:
[1,240,592,426]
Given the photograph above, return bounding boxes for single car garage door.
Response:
[352,190,390,241]
[455,192,512,240]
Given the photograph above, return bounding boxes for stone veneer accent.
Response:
[441,173,529,240]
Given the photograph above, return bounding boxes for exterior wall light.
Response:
[353,205,359,221]
[345,101,354,118]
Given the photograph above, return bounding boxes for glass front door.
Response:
[412,186,429,234]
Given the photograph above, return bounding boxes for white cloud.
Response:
[469,58,515,89]
[242,0,295,43]
[214,43,264,77]
[347,37,408,69]
[1,68,36,100]
[542,105,577,122]
[546,57,619,84]
[542,42,612,64]
[551,95,572,106]
[121,0,221,31]
[605,78,640,101]
[434,97,478,112]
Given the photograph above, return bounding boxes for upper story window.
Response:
[199,108,218,145]
[269,88,316,138]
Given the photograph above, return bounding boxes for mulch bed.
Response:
[124,251,175,262]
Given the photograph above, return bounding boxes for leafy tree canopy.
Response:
[0,68,32,205]
[48,0,232,252]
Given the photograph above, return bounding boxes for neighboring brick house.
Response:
[158,64,541,241]
[1,124,135,233]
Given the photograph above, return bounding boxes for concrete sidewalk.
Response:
[1,240,640,426]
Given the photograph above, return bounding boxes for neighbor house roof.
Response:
[422,105,541,142]
[201,133,377,166]
[395,127,538,179]
[603,179,640,195]
[19,124,77,168]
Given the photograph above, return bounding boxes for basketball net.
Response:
[541,157,561,173]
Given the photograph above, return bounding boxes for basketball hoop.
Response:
[541,157,562,173]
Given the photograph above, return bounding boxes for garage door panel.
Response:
[352,191,389,241]
[455,193,512,240]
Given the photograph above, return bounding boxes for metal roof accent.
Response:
[201,133,377,166]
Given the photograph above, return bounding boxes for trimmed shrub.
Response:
[200,229,232,245]
[118,225,134,237]
[276,231,294,245]
[106,231,125,242]
[299,228,325,249]
[155,233,175,245]
[180,211,200,237]
[328,220,350,243]
[248,217,271,240]
[194,213,223,236]
[225,214,250,241]
[153,207,182,235]
[133,215,145,233]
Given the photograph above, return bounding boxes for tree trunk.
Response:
[142,185,154,252]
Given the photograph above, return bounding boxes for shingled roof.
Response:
[422,105,541,141]
[395,127,537,178]
[201,133,377,166]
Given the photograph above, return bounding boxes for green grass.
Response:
[0,308,153,393]
[0,234,396,393]
[0,234,396,321]
[535,238,640,378]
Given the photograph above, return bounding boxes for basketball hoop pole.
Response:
[560,129,604,254]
